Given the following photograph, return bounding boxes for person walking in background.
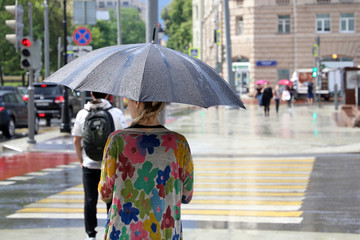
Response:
[285,85,294,111]
[256,84,263,111]
[99,99,194,240]
[261,83,273,116]
[73,92,127,240]
[273,85,281,114]
[307,82,314,106]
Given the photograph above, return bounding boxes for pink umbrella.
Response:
[255,80,270,85]
[278,79,293,86]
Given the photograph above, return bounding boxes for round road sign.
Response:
[73,27,92,46]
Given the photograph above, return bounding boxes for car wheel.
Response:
[34,116,40,134]
[3,118,15,138]
[46,117,51,127]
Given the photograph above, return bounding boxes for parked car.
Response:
[33,83,82,126]
[0,86,22,95]
[0,90,39,138]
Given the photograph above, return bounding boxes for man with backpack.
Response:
[72,91,127,240]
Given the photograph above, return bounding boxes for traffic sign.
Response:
[73,27,92,46]
[189,47,199,59]
[312,44,318,57]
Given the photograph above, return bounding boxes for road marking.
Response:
[7,176,34,181]
[41,168,64,172]
[6,156,315,225]
[25,172,50,176]
[0,181,15,185]
[196,173,310,177]
[194,158,315,162]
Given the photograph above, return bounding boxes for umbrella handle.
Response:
[152,25,156,43]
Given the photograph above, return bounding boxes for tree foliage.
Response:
[0,0,67,76]
[89,8,145,49]
[161,0,192,53]
[0,1,145,77]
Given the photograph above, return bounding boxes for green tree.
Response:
[161,0,192,53]
[0,0,70,76]
[89,8,145,50]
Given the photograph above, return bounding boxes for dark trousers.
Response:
[275,99,280,113]
[264,104,270,116]
[82,167,111,238]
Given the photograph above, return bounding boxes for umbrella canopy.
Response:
[278,79,293,86]
[45,43,245,109]
[255,80,270,85]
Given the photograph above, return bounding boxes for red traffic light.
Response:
[21,38,32,47]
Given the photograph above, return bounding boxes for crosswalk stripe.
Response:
[196,177,309,182]
[197,168,312,171]
[196,173,310,177]
[195,184,307,189]
[6,156,315,225]
[194,191,305,196]
[194,158,315,163]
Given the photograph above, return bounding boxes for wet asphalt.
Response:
[1,101,360,239]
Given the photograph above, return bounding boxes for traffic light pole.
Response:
[26,3,35,144]
[27,69,36,144]
[60,0,71,133]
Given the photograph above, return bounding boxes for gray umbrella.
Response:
[45,43,245,109]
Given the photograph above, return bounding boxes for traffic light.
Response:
[21,37,32,69]
[5,4,24,50]
[312,67,318,78]
[20,37,43,70]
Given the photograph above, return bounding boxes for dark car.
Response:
[0,86,22,95]
[33,83,82,126]
[0,90,39,138]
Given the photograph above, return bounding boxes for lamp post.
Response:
[60,0,71,133]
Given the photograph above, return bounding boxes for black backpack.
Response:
[82,107,115,161]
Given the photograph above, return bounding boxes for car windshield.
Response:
[34,85,62,95]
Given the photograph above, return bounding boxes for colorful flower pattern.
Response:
[99,130,193,240]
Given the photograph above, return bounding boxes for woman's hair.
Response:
[131,101,166,126]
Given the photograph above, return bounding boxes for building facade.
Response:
[193,0,360,94]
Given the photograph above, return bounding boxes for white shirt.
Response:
[72,99,127,169]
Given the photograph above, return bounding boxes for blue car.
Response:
[0,90,39,138]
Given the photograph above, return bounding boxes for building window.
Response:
[340,13,354,33]
[278,15,290,34]
[276,0,290,4]
[237,17,243,35]
[98,1,105,8]
[278,69,290,81]
[236,0,244,5]
[316,14,330,33]
[317,0,331,3]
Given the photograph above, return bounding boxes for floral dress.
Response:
[98,127,194,240]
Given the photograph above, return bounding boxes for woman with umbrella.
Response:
[98,100,194,240]
[44,39,245,240]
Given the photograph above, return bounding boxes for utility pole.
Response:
[27,3,35,144]
[44,0,50,78]
[223,0,237,99]
[60,0,71,133]
[117,0,124,111]
[146,0,158,43]
[293,0,297,73]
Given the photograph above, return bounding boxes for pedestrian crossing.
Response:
[7,157,315,225]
